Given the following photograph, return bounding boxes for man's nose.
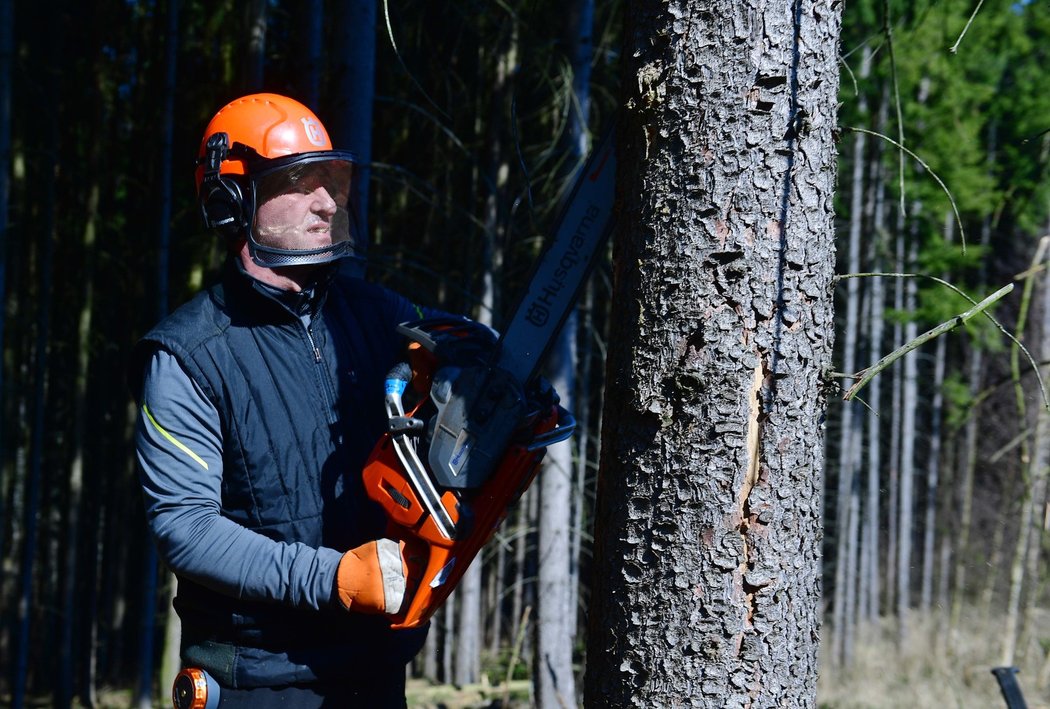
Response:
[310,187,338,216]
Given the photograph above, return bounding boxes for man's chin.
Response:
[273,261,331,280]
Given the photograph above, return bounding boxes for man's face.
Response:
[252,160,354,255]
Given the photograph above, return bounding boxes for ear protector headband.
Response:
[198,132,253,238]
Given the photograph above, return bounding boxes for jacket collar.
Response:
[216,258,336,323]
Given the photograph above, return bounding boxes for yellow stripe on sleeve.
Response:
[142,404,210,471]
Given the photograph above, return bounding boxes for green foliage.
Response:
[943,369,976,431]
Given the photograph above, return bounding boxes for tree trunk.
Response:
[830,44,868,662]
[863,141,888,624]
[13,27,59,704]
[243,0,267,92]
[443,595,455,683]
[488,530,508,660]
[155,5,181,699]
[896,232,919,648]
[295,0,323,109]
[884,90,901,620]
[511,497,529,665]
[585,0,840,704]
[333,0,378,262]
[1020,239,1050,661]
[57,176,99,708]
[536,2,593,704]
[949,323,983,639]
[1000,236,1050,665]
[919,213,951,615]
[453,565,482,685]
[537,321,579,708]
[0,0,11,519]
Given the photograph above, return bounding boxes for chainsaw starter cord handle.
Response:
[385,362,412,394]
[384,363,412,418]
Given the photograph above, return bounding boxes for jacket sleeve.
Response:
[135,349,343,609]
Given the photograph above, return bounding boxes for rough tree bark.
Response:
[584,0,840,705]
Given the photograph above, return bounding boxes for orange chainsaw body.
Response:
[361,321,567,629]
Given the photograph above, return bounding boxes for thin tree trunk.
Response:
[571,278,597,638]
[333,0,378,259]
[1000,236,1050,665]
[511,497,528,660]
[886,195,903,618]
[831,44,869,665]
[243,0,267,92]
[13,33,59,703]
[522,486,539,668]
[160,575,181,698]
[949,325,983,639]
[843,428,862,667]
[296,0,323,109]
[1020,237,1050,662]
[57,177,99,708]
[536,2,593,704]
[422,606,439,682]
[537,320,578,707]
[443,595,455,683]
[134,5,179,702]
[453,567,482,685]
[488,532,507,659]
[863,143,888,624]
[1002,485,1033,666]
[157,3,181,701]
[0,0,11,537]
[951,129,995,640]
[920,213,951,614]
[896,231,919,648]
[936,431,956,637]
[14,130,57,709]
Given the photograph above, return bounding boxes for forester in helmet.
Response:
[195,93,360,270]
[134,93,438,703]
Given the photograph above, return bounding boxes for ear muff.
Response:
[199,132,249,237]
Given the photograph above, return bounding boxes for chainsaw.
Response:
[362,128,617,629]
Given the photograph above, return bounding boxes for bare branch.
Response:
[846,128,967,252]
[843,284,1015,403]
[949,0,987,55]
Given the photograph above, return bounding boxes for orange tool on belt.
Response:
[362,128,617,629]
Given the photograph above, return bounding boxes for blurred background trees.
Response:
[0,0,1048,706]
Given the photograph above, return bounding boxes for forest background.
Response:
[1,0,1049,707]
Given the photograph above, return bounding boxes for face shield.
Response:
[246,151,363,269]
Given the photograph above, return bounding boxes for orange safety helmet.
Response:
[196,93,361,268]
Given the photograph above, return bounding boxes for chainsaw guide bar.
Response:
[362,128,617,629]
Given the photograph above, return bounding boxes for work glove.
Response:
[336,539,410,616]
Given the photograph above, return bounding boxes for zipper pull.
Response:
[307,326,322,363]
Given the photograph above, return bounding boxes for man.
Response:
[133,93,434,707]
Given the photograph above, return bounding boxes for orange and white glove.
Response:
[336,539,409,616]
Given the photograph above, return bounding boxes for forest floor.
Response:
[57,605,1050,707]
[817,607,1050,708]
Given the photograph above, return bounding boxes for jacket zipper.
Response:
[304,322,340,430]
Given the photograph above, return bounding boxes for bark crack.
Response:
[736,360,765,647]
